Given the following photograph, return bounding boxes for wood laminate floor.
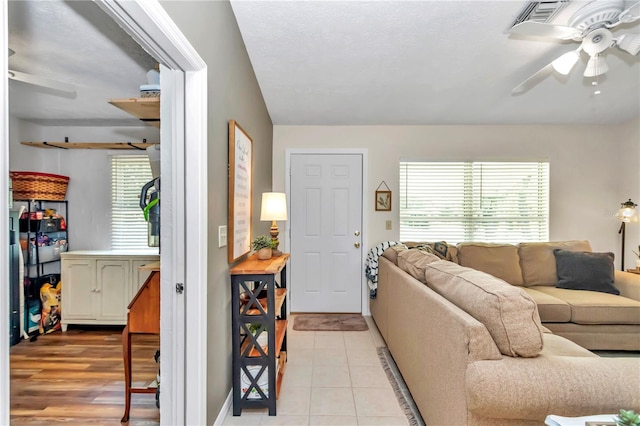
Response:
[10,326,160,425]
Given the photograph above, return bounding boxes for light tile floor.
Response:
[222,316,409,426]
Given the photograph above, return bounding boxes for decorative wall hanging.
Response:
[375,181,392,211]
[228,120,253,263]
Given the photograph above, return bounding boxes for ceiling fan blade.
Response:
[509,21,582,40]
[512,63,554,95]
[8,69,76,94]
[608,0,640,27]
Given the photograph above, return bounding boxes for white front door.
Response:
[290,153,363,313]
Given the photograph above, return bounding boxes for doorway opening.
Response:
[0,1,208,424]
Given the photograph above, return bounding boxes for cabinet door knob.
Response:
[354,231,360,236]
[354,242,361,248]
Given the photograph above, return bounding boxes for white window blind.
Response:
[111,155,153,249]
[399,161,549,244]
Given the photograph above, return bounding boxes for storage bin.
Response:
[9,171,69,201]
[19,217,62,233]
[23,243,67,264]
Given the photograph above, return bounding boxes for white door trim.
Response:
[0,0,10,423]
[284,149,369,315]
[95,2,208,424]
[0,1,208,424]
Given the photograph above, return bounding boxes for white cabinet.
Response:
[61,251,159,330]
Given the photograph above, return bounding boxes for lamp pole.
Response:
[619,221,626,271]
[618,198,637,271]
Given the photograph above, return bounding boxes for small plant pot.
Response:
[256,247,272,260]
[635,259,640,270]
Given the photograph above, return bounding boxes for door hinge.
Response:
[176,283,184,294]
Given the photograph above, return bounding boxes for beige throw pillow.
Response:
[518,241,592,287]
[397,249,441,283]
[424,260,544,357]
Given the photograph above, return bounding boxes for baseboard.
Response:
[213,389,232,425]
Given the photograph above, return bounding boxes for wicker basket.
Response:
[9,171,69,201]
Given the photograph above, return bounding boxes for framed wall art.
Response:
[375,181,392,211]
[228,120,253,263]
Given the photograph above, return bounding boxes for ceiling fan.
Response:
[510,0,640,94]
[8,48,76,95]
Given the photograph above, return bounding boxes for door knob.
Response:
[354,242,361,248]
[354,231,360,236]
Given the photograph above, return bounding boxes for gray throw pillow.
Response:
[553,249,619,295]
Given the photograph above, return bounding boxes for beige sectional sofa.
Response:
[370,242,640,425]
[454,240,640,350]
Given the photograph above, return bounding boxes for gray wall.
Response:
[160,1,273,423]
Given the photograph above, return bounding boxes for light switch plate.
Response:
[218,225,227,248]
[386,220,392,230]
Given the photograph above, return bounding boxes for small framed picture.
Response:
[375,190,392,211]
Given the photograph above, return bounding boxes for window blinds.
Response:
[110,155,153,249]
[399,161,549,244]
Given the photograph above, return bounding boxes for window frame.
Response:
[110,154,157,251]
[399,160,550,244]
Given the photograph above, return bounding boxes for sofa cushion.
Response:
[554,249,619,295]
[521,287,572,323]
[381,244,408,265]
[534,287,640,325]
[518,241,592,287]
[403,241,458,263]
[397,249,440,283]
[457,242,524,286]
[424,260,544,357]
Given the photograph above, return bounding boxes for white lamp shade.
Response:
[584,55,608,77]
[260,192,288,221]
[617,33,640,56]
[551,51,580,75]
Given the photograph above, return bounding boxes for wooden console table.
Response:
[121,261,160,422]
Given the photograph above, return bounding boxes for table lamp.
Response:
[260,192,288,257]
[617,198,637,271]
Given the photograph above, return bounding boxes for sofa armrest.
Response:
[614,270,640,302]
[466,356,640,420]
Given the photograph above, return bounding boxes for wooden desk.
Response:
[121,261,160,422]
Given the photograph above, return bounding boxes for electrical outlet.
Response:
[218,226,227,248]
[386,220,392,230]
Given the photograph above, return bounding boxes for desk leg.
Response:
[121,324,132,423]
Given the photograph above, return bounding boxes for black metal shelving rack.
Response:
[230,254,289,416]
[16,199,68,340]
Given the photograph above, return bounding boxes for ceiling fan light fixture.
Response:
[617,33,640,55]
[584,55,608,77]
[551,50,581,75]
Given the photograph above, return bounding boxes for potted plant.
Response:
[248,323,268,348]
[616,410,640,426]
[252,235,275,260]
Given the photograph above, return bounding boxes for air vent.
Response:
[510,1,571,28]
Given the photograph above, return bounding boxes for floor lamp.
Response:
[260,192,288,257]
[617,198,637,271]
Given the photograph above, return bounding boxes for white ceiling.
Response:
[6,0,640,127]
[230,0,640,125]
[8,0,157,127]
